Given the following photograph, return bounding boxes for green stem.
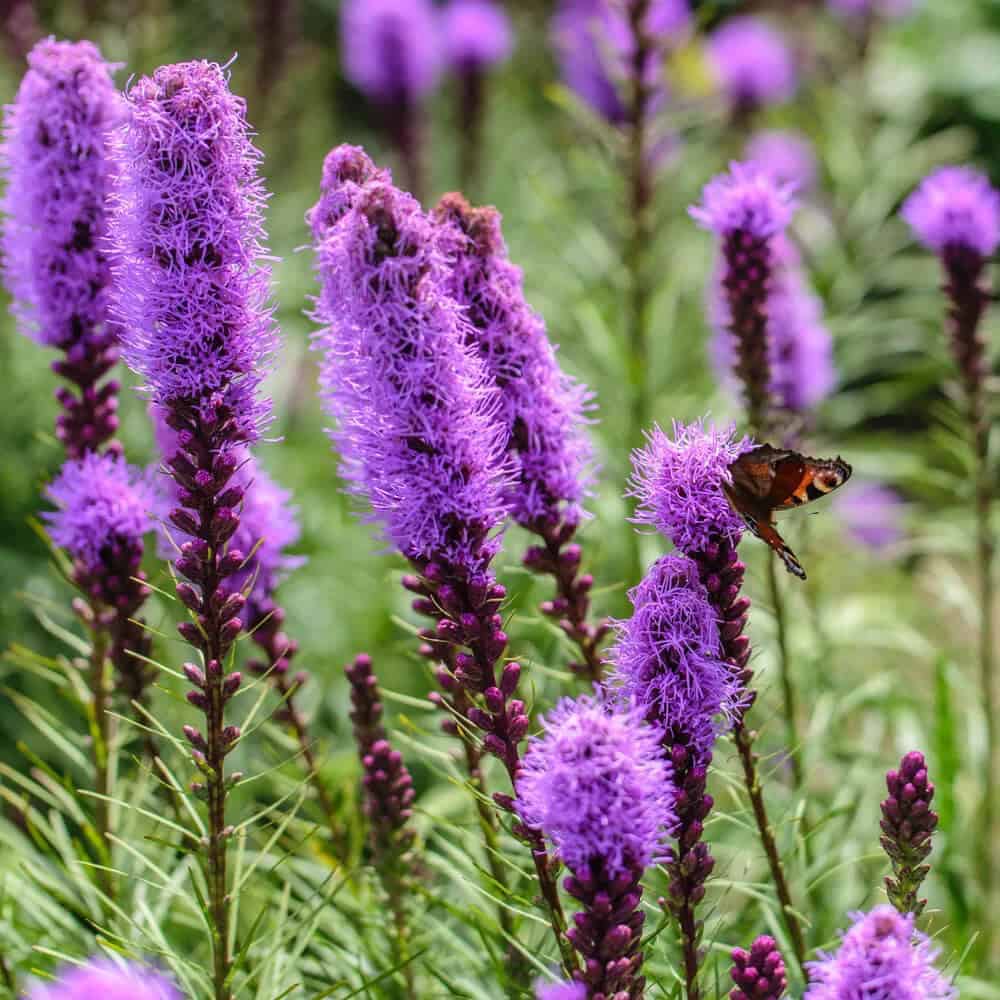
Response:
[766,554,803,788]
[87,623,114,900]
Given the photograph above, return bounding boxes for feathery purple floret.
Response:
[306,144,390,243]
[834,482,905,552]
[535,980,588,1000]
[804,906,956,1000]
[630,420,752,554]
[112,59,276,442]
[44,452,154,575]
[25,958,181,1000]
[341,0,441,103]
[902,166,1000,257]
[434,194,593,527]
[442,0,513,72]
[1,38,122,350]
[517,695,675,876]
[611,554,739,761]
[708,17,796,112]
[745,130,817,195]
[691,161,797,239]
[550,0,690,124]
[311,149,510,572]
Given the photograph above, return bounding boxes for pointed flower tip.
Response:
[691,160,798,239]
[902,165,1000,257]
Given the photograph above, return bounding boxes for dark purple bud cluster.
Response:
[52,339,122,458]
[564,859,647,1000]
[880,751,938,916]
[730,935,787,1000]
[345,654,416,863]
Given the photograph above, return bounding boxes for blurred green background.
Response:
[2,0,1000,995]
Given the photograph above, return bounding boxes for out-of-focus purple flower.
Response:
[902,166,1000,258]
[517,695,675,876]
[1,38,122,350]
[112,60,276,443]
[25,958,181,1000]
[550,0,691,125]
[691,161,797,239]
[833,482,905,553]
[804,906,956,1000]
[710,263,836,413]
[434,193,593,528]
[610,553,738,760]
[731,936,787,1000]
[745,130,817,195]
[44,452,154,576]
[535,980,587,1000]
[630,420,752,554]
[828,0,916,20]
[442,0,512,73]
[341,0,441,104]
[707,17,797,112]
[311,149,510,573]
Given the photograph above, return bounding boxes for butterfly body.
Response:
[724,444,852,579]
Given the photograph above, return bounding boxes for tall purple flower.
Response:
[310,145,574,967]
[691,162,798,433]
[730,936,787,1000]
[112,60,278,1000]
[518,695,675,997]
[550,0,691,125]
[25,958,181,1000]
[610,553,740,1000]
[1,38,123,457]
[833,482,905,553]
[340,0,440,198]
[804,906,956,1000]
[707,17,797,115]
[745,130,818,195]
[433,193,606,679]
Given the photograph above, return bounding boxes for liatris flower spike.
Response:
[442,0,513,190]
[550,0,691,126]
[1,38,123,458]
[44,453,155,702]
[25,958,181,1000]
[707,17,797,117]
[804,906,956,1000]
[880,751,938,916]
[340,0,440,198]
[691,162,798,433]
[610,553,740,999]
[433,193,605,680]
[517,696,676,998]
[730,936,787,1000]
[113,59,277,998]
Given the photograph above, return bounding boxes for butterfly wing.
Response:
[768,454,852,511]
[724,479,808,580]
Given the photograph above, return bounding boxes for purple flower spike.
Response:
[307,144,390,244]
[341,0,441,104]
[550,0,691,125]
[903,166,1000,258]
[442,0,513,73]
[312,157,509,574]
[112,60,276,444]
[707,17,797,114]
[1,39,122,350]
[731,936,787,1000]
[691,162,797,240]
[518,695,675,996]
[535,980,587,1000]
[630,420,753,554]
[805,906,956,1000]
[833,481,905,553]
[25,958,181,1000]
[745,130,818,195]
[880,750,939,916]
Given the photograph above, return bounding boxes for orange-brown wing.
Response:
[752,518,807,580]
[769,454,852,511]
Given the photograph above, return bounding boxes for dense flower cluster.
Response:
[707,17,796,113]
[25,959,181,1000]
[745,130,818,195]
[311,151,510,572]
[691,162,797,240]
[630,420,751,554]
[442,0,512,73]
[730,936,787,1000]
[550,0,690,124]
[804,906,956,1000]
[112,59,276,441]
[1,38,121,350]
